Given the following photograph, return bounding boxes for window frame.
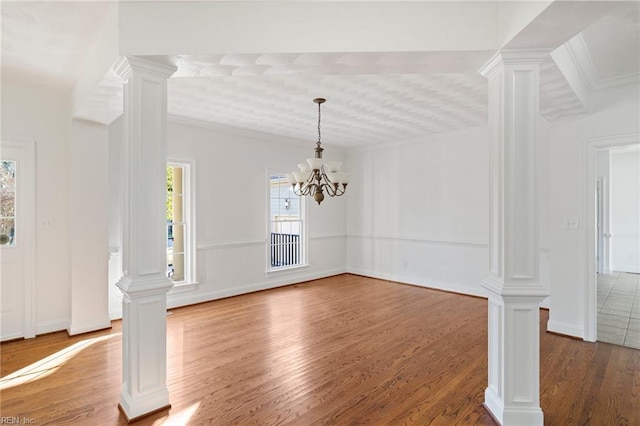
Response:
[0,160,17,246]
[266,169,308,274]
[167,159,197,288]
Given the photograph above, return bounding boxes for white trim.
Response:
[67,318,112,336]
[166,267,346,310]
[265,263,310,277]
[309,234,345,241]
[197,235,346,250]
[36,319,70,336]
[596,72,640,90]
[110,307,122,321]
[347,267,489,299]
[564,34,640,91]
[564,34,599,93]
[611,265,640,274]
[198,239,266,250]
[0,138,36,340]
[582,133,639,342]
[547,320,584,339]
[610,232,640,238]
[168,281,199,294]
[550,43,591,110]
[347,233,488,248]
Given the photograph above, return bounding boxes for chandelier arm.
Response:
[299,182,313,196]
[291,184,303,196]
[321,176,338,197]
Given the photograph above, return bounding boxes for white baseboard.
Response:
[540,296,550,309]
[547,319,584,339]
[36,319,70,336]
[1,331,25,342]
[67,317,112,336]
[611,265,640,274]
[167,267,347,311]
[347,267,555,310]
[347,267,488,299]
[109,308,123,321]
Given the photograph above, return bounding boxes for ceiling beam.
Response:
[118,2,502,56]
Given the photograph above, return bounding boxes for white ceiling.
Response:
[166,52,491,147]
[1,2,113,88]
[581,2,640,83]
[1,1,638,148]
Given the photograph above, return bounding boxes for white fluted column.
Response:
[114,56,176,422]
[478,50,550,426]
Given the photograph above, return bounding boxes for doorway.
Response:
[0,139,36,341]
[586,136,640,349]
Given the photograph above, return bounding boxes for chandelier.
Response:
[287,98,349,205]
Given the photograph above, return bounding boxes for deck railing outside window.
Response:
[269,173,304,270]
[270,232,301,267]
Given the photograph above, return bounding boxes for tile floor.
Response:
[597,271,640,349]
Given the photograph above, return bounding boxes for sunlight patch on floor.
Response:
[0,333,120,391]
[154,401,201,425]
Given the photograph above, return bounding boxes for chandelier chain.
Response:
[317,100,322,148]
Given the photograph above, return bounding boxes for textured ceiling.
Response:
[1,2,112,88]
[165,52,492,147]
[2,2,638,148]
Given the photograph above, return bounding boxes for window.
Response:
[167,161,195,284]
[269,173,305,270]
[0,160,16,246]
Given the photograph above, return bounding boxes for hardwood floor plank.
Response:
[1,274,638,425]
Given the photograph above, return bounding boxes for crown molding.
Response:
[565,34,639,92]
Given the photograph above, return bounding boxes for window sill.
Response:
[168,281,199,294]
[265,264,310,277]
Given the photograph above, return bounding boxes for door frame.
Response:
[596,176,611,275]
[582,132,638,342]
[1,138,36,339]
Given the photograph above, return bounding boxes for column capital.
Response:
[479,49,553,79]
[116,275,173,298]
[482,273,548,301]
[113,56,177,82]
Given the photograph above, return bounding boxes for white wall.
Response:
[345,128,491,297]
[107,118,348,318]
[68,119,110,334]
[610,150,640,273]
[1,82,73,334]
[548,83,640,338]
[169,120,348,308]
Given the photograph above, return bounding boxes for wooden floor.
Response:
[1,274,638,425]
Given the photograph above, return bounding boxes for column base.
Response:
[118,403,171,423]
[118,386,171,422]
[485,385,544,426]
